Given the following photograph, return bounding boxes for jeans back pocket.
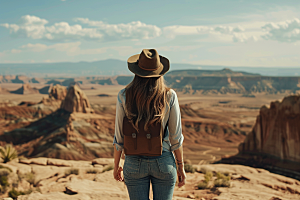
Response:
[156,155,175,174]
[124,156,141,174]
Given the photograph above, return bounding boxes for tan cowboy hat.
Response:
[127,49,170,78]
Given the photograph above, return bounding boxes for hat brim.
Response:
[127,54,170,78]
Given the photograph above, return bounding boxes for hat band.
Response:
[138,63,162,71]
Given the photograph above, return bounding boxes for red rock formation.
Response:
[11,83,39,94]
[49,84,67,100]
[61,85,94,113]
[239,95,300,163]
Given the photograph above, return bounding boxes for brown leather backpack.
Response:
[123,117,164,156]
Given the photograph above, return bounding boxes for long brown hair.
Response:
[124,75,170,131]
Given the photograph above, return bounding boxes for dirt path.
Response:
[198,147,221,165]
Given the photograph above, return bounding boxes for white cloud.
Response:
[21,43,49,52]
[74,18,161,40]
[1,15,261,43]
[163,25,211,39]
[158,45,200,52]
[18,42,140,57]
[214,25,244,34]
[11,49,22,53]
[232,33,258,43]
[21,42,81,55]
[163,24,253,43]
[1,15,161,42]
[1,15,48,39]
[262,18,300,42]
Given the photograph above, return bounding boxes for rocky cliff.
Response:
[164,75,300,94]
[61,85,94,113]
[49,84,67,100]
[0,85,112,160]
[239,95,300,163]
[221,95,300,179]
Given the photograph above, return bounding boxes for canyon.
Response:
[1,68,300,199]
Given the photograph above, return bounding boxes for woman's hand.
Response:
[177,165,186,187]
[113,166,124,182]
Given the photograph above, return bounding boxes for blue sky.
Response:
[1,0,300,67]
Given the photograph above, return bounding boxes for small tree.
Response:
[0,144,18,163]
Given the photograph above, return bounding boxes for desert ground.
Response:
[1,82,300,200]
[0,83,289,164]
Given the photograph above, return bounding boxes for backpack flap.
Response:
[123,117,163,156]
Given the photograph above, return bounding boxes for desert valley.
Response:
[0,68,300,200]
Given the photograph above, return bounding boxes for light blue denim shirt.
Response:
[113,88,184,152]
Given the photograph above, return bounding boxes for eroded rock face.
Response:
[239,95,300,163]
[49,84,67,100]
[61,85,94,113]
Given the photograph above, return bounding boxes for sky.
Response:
[1,0,300,67]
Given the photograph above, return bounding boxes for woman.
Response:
[113,49,186,200]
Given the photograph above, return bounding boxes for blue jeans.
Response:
[123,151,177,200]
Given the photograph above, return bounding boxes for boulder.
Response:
[30,157,48,166]
[47,158,71,167]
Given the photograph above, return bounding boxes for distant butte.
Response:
[10,83,40,95]
[2,69,300,94]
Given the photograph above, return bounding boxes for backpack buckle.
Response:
[132,133,136,138]
[146,134,151,139]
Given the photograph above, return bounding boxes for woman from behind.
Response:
[113,49,186,200]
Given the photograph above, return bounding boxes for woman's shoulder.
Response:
[117,88,126,103]
[168,88,176,95]
[167,88,178,106]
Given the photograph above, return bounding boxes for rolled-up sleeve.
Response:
[168,90,184,151]
[113,90,125,151]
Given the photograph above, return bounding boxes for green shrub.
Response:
[0,175,9,193]
[184,164,195,173]
[204,171,213,183]
[0,165,12,172]
[8,188,32,199]
[0,169,10,177]
[197,171,231,190]
[86,169,99,174]
[214,179,230,187]
[0,175,9,187]
[102,165,114,173]
[18,172,35,185]
[0,144,18,163]
[65,168,79,176]
[216,172,231,181]
[197,181,208,189]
